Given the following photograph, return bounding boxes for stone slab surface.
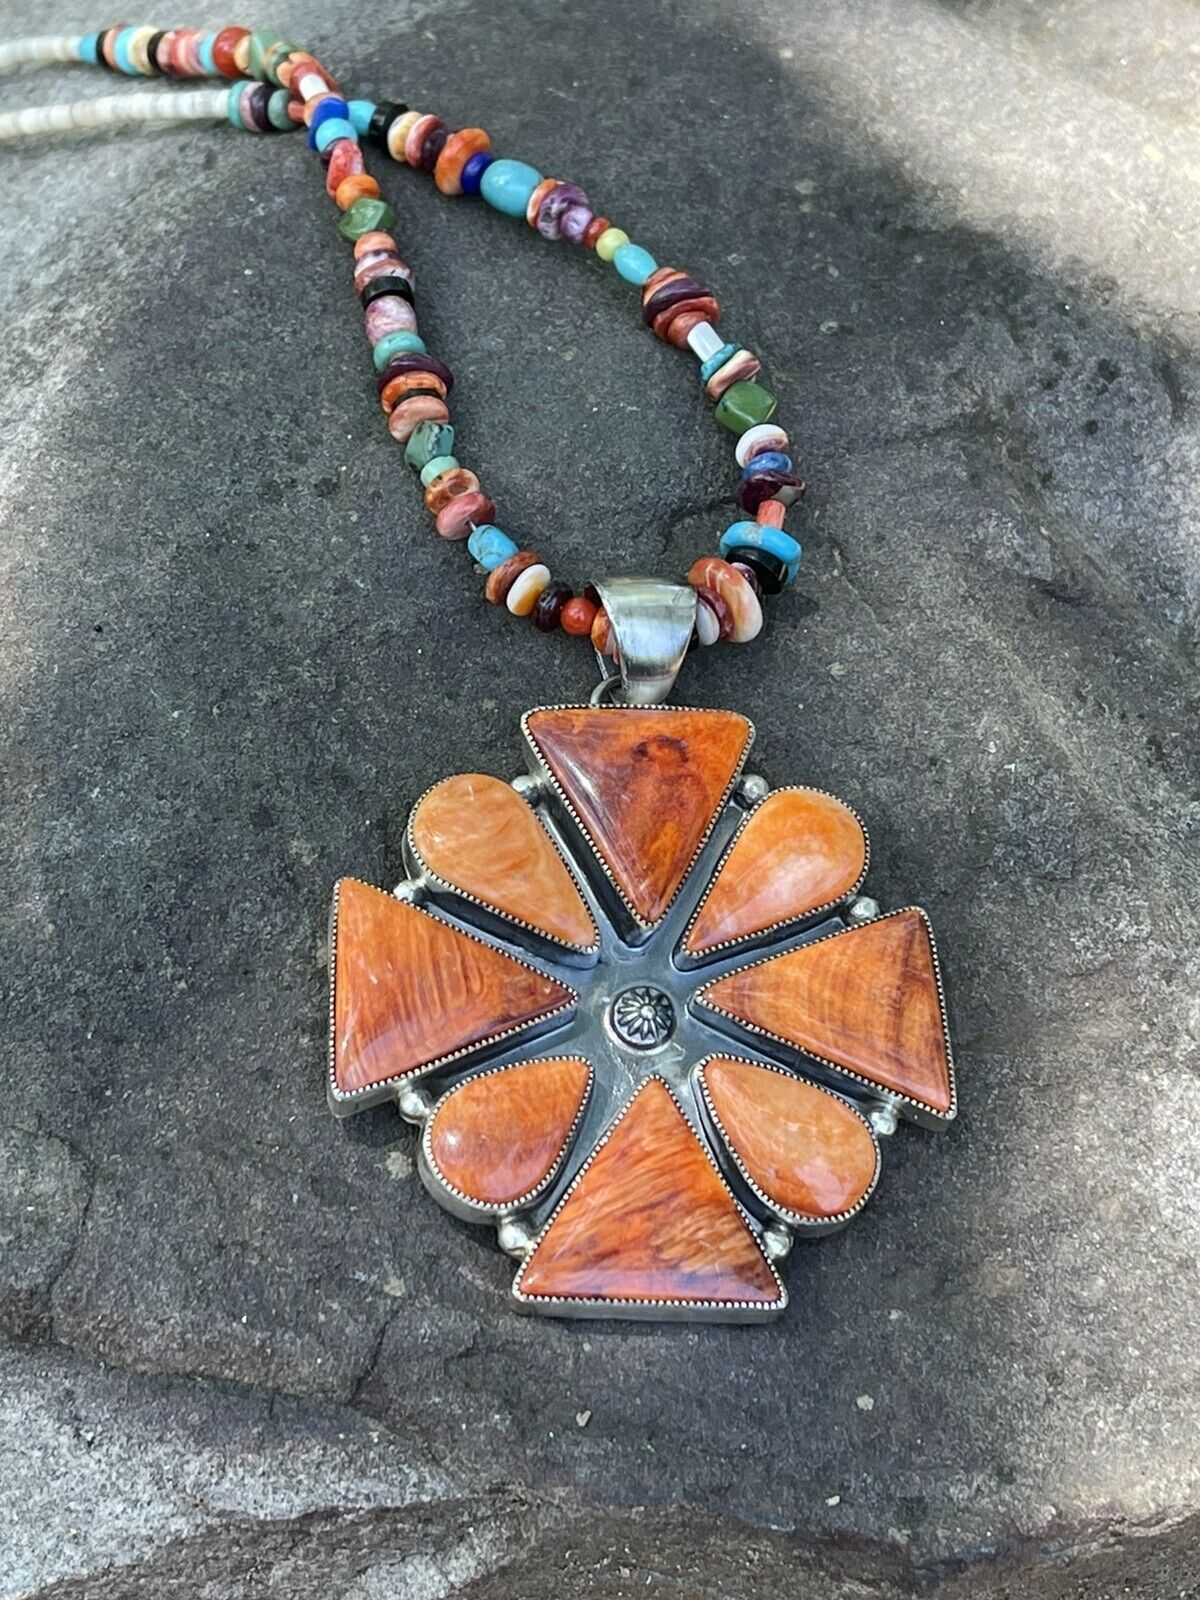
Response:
[1,0,1198,1595]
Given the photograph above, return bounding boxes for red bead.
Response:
[560,596,597,637]
[211,25,248,78]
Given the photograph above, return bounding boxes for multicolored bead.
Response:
[436,491,495,541]
[687,556,763,643]
[735,423,789,466]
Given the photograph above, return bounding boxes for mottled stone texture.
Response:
[2,0,1199,1593]
[525,706,750,922]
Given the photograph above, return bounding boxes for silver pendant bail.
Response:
[589,577,697,706]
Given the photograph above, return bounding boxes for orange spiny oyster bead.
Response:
[434,128,492,196]
[485,550,539,605]
[424,467,481,515]
[642,266,720,346]
[335,174,381,210]
[381,370,448,414]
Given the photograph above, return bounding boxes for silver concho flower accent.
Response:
[609,984,676,1050]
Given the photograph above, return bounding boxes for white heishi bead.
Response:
[735,423,789,468]
[694,597,721,646]
[297,71,327,101]
[506,563,551,615]
[686,322,725,363]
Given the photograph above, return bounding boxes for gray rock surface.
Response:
[1,0,1198,1594]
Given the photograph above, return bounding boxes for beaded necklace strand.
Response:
[1,24,805,659]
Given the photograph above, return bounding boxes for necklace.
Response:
[6,23,956,1324]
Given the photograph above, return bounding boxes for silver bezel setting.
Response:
[510,1074,787,1323]
[676,785,871,968]
[693,906,957,1129]
[404,774,601,964]
[694,1053,882,1235]
[326,876,578,1117]
[520,703,754,939]
[419,1054,595,1221]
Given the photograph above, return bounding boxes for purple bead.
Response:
[642,276,708,326]
[376,352,455,396]
[532,579,572,632]
[536,181,589,241]
[460,149,494,195]
[420,124,449,172]
[738,469,805,514]
[560,203,595,244]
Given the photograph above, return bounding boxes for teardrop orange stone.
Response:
[697,909,952,1116]
[331,879,575,1099]
[427,1057,592,1207]
[524,707,751,925]
[516,1078,781,1309]
[410,774,597,950]
[685,788,867,955]
[700,1057,878,1220]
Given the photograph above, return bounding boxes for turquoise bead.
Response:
[700,343,737,385]
[419,454,459,488]
[480,159,543,218]
[315,117,357,153]
[198,33,218,74]
[718,520,802,584]
[267,88,293,130]
[79,33,100,63]
[226,85,244,129]
[612,244,658,285]
[348,100,376,135]
[372,331,427,372]
[404,420,455,471]
[114,27,138,72]
[468,525,519,570]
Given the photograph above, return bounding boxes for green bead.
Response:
[338,197,396,241]
[405,420,455,471]
[247,30,278,79]
[714,379,778,436]
[419,454,459,488]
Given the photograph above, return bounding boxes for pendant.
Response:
[327,583,955,1323]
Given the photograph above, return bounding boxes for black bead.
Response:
[532,580,572,633]
[247,82,273,130]
[144,31,166,71]
[360,275,415,310]
[725,545,788,597]
[367,101,409,148]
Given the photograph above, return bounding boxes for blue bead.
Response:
[468,525,519,571]
[314,117,357,154]
[718,520,802,584]
[612,244,658,285]
[348,100,376,135]
[78,32,100,63]
[741,451,792,479]
[307,96,351,148]
[371,331,427,372]
[700,344,737,384]
[460,150,495,196]
[480,159,543,217]
[198,33,218,74]
[114,27,138,73]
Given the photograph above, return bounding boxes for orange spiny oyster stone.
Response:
[515,1078,781,1308]
[409,774,597,951]
[697,909,953,1116]
[426,1056,592,1208]
[524,707,751,925]
[700,1058,878,1221]
[685,787,867,956]
[331,879,574,1098]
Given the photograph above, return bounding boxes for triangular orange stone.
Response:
[427,1056,592,1208]
[516,1078,781,1309]
[685,788,867,955]
[700,1058,878,1221]
[332,879,575,1099]
[410,774,597,950]
[525,707,751,925]
[697,910,953,1115]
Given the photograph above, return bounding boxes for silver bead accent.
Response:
[497,1217,535,1258]
[868,1098,900,1137]
[393,878,424,905]
[511,774,544,803]
[847,894,879,923]
[739,773,769,805]
[396,1084,432,1125]
[761,1221,793,1261]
